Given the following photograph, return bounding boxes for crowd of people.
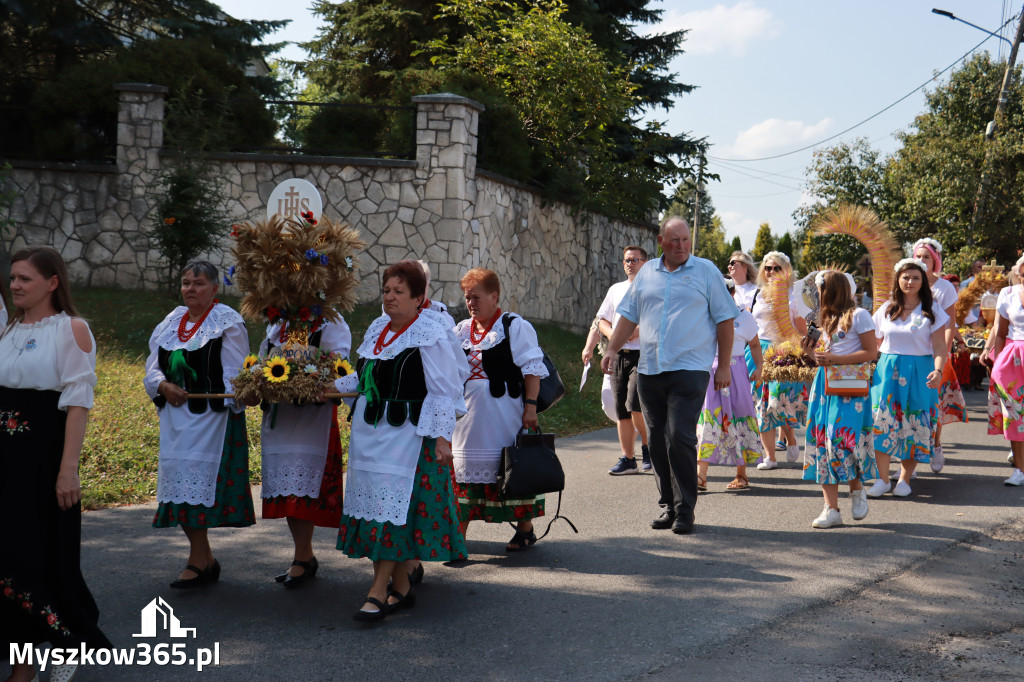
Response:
[2,224,1022,680]
[587,227,1024,531]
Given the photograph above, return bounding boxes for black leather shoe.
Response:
[651,510,676,530]
[672,517,695,534]
[171,563,215,589]
[283,556,318,588]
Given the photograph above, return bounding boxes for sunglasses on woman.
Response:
[728,260,744,267]
[764,265,783,273]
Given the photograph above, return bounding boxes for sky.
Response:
[214,0,1021,251]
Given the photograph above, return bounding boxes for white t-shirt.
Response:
[873,301,949,356]
[750,286,812,343]
[597,279,639,351]
[997,285,1024,341]
[931,278,958,327]
[735,282,758,311]
[823,308,875,356]
[728,309,758,356]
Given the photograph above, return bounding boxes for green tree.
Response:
[884,53,1024,272]
[730,235,742,253]
[776,232,794,261]
[793,138,886,270]
[669,178,716,235]
[752,222,775,262]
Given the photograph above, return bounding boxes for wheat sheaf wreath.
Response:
[229,213,367,323]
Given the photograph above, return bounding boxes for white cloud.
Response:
[653,2,781,57]
[727,118,833,159]
[716,211,762,250]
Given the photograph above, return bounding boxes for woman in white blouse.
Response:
[338,260,469,622]
[0,247,110,682]
[912,238,967,472]
[983,255,1024,486]
[727,250,758,312]
[144,262,254,588]
[867,259,947,498]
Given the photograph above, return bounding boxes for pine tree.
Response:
[730,236,743,253]
[776,232,794,261]
[752,223,775,262]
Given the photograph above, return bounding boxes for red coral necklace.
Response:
[374,313,419,355]
[470,308,502,345]
[178,300,218,342]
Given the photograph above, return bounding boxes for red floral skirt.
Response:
[454,481,545,524]
[263,407,345,528]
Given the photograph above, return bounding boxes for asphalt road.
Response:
[8,389,1024,681]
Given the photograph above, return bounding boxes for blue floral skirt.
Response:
[802,368,878,484]
[870,353,939,462]
[747,339,808,432]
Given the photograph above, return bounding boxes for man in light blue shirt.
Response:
[602,217,737,534]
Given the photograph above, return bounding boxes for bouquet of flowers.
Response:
[232,350,354,405]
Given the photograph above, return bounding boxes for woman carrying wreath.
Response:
[452,268,549,551]
[0,247,111,682]
[144,261,255,588]
[866,258,946,498]
[252,311,355,587]
[801,271,878,528]
[338,260,469,622]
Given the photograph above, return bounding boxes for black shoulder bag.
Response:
[496,428,578,542]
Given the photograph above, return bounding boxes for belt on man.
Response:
[617,349,640,357]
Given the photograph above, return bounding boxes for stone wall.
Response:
[2,85,657,330]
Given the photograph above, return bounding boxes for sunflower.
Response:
[334,358,354,377]
[263,357,291,383]
[243,354,259,370]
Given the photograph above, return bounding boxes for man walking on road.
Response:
[584,245,651,475]
[602,217,737,534]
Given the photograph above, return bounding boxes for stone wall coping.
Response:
[113,82,169,94]
[411,93,485,112]
[158,149,418,169]
[3,158,117,173]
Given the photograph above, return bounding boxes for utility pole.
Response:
[971,3,1024,230]
[692,156,706,252]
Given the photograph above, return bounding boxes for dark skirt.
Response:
[263,406,345,528]
[0,386,112,651]
[454,481,545,523]
[152,411,256,528]
[337,438,467,562]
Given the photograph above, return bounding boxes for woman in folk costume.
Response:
[145,261,255,588]
[0,247,111,682]
[984,255,1024,486]
[256,314,354,588]
[912,238,967,473]
[866,259,947,498]
[696,277,763,491]
[338,260,469,622]
[452,268,549,551]
[748,251,811,469]
[801,271,878,528]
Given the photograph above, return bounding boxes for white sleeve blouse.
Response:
[729,309,758,356]
[997,285,1024,341]
[873,301,948,356]
[827,308,875,355]
[0,312,97,410]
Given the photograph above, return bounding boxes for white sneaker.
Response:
[786,444,801,462]
[866,479,890,498]
[850,488,869,520]
[1004,468,1024,486]
[930,446,944,473]
[889,470,917,481]
[811,504,842,528]
[893,480,912,497]
[756,459,778,470]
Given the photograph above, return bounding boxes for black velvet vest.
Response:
[154,337,226,414]
[474,313,524,400]
[354,347,427,427]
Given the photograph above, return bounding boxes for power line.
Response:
[709,18,1016,163]
[715,188,802,199]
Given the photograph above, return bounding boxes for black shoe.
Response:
[170,562,216,589]
[651,510,676,530]
[672,517,695,535]
[506,528,537,552]
[408,562,424,586]
[282,556,319,588]
[353,597,387,622]
[385,588,417,614]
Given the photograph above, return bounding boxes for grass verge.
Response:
[77,288,609,509]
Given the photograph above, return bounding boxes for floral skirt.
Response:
[698,354,761,466]
[938,355,968,425]
[263,407,345,528]
[337,438,467,562]
[870,353,939,463]
[153,412,256,529]
[802,368,878,484]
[748,339,808,432]
[988,339,1024,441]
[455,481,545,523]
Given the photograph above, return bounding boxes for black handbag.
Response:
[497,429,578,542]
[536,353,565,413]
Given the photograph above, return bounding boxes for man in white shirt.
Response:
[585,246,650,475]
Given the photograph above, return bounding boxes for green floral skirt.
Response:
[152,412,256,529]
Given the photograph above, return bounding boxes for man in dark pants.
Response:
[601,217,736,534]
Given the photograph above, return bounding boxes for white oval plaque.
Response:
[267,178,323,223]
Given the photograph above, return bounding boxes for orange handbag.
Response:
[823,363,872,397]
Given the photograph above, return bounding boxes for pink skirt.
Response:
[988,339,1024,441]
